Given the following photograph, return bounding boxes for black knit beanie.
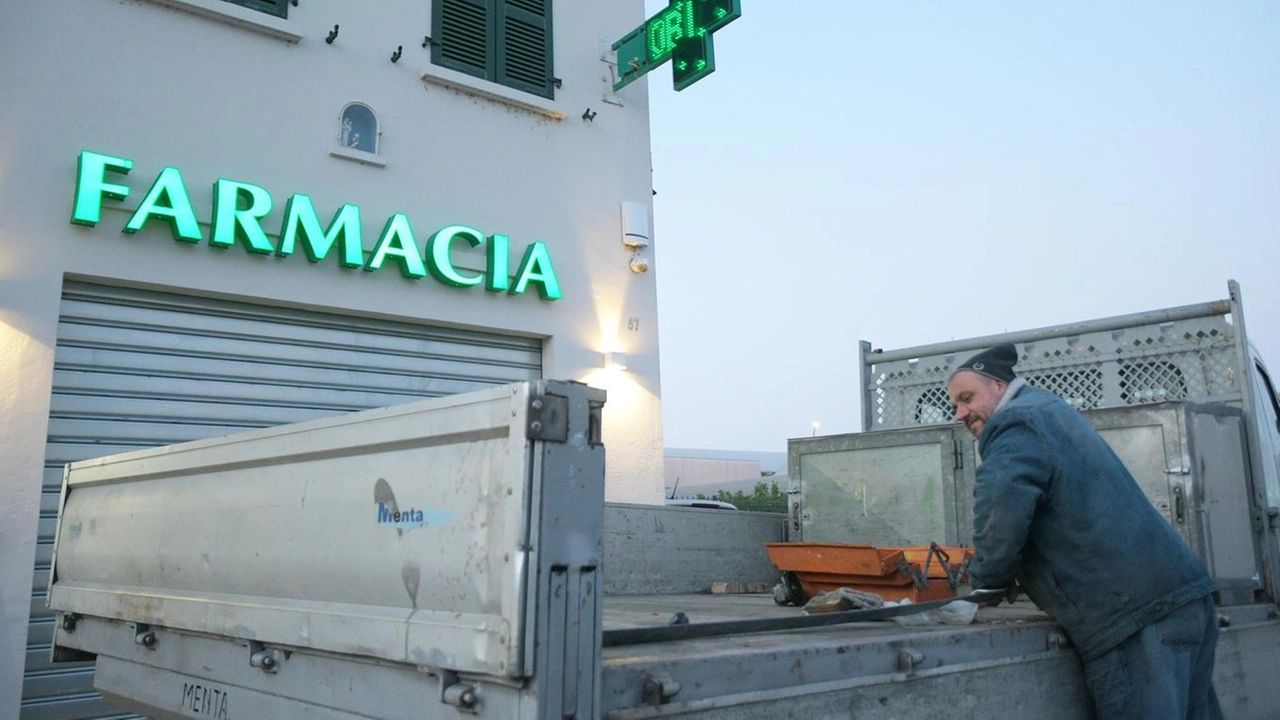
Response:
[953,343,1018,383]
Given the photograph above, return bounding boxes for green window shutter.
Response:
[434,0,494,81]
[497,0,553,99]
[222,0,288,19]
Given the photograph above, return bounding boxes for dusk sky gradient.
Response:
[645,0,1280,452]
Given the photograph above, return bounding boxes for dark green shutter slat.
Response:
[497,0,553,98]
[435,0,493,80]
[506,0,544,13]
[221,0,287,19]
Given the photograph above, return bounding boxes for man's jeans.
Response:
[1082,593,1223,720]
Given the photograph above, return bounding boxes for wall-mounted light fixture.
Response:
[325,24,339,44]
[621,201,651,274]
[602,351,629,371]
[621,201,650,249]
[391,46,403,63]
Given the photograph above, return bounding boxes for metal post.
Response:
[859,340,874,432]
[1226,280,1280,604]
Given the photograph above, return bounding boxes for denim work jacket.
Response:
[969,385,1216,661]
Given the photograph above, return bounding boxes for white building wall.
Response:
[0,0,664,714]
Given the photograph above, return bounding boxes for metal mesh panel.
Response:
[1024,367,1103,410]
[915,386,954,424]
[1119,360,1188,404]
[875,360,956,432]
[867,315,1241,430]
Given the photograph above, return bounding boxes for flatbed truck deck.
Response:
[599,594,1275,718]
[43,281,1280,720]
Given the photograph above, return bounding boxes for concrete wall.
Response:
[604,503,786,595]
[0,1,663,715]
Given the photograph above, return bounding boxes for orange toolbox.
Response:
[764,542,973,604]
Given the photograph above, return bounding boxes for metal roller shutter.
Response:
[23,280,543,719]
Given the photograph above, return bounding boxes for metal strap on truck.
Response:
[602,589,1004,646]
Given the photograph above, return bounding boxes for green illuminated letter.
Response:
[649,1,694,61]
[123,166,202,242]
[426,225,485,288]
[278,195,364,267]
[511,241,562,300]
[211,179,275,254]
[486,234,510,292]
[72,150,133,226]
[367,213,426,278]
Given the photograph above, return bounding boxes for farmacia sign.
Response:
[71,150,562,300]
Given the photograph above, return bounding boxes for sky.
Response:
[644,0,1280,453]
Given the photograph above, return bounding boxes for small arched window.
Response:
[339,103,378,154]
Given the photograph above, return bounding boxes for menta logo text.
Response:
[71,150,562,300]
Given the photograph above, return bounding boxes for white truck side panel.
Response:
[49,384,535,678]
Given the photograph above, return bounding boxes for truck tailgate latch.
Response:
[528,393,569,442]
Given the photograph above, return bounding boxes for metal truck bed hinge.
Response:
[440,670,479,713]
[588,399,604,446]
[1250,507,1274,533]
[248,641,283,674]
[897,647,924,672]
[527,393,569,442]
[134,624,157,649]
[642,672,681,706]
[953,440,964,470]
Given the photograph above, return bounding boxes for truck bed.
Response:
[44,377,1280,720]
[604,592,1049,634]
[600,594,1085,718]
[600,594,1278,719]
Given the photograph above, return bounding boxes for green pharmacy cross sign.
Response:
[612,0,741,92]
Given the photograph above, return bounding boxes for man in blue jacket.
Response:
[948,343,1222,720]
